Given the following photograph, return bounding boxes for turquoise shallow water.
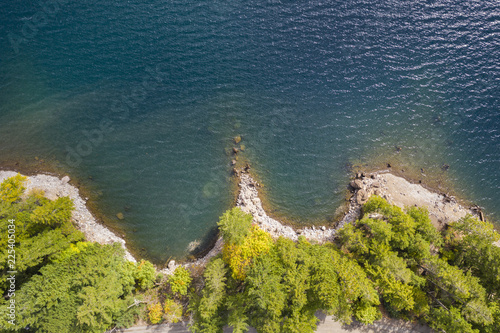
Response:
[1,0,499,263]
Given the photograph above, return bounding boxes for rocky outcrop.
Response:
[364,172,479,228]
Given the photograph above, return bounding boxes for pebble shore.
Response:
[236,169,481,244]
[0,171,136,262]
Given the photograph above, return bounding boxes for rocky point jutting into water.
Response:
[0,171,136,262]
[162,167,485,275]
[235,168,482,243]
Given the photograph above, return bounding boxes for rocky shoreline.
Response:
[163,167,483,275]
[0,171,136,263]
[1,168,485,275]
[236,168,482,244]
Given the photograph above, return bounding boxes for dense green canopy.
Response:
[190,197,500,333]
[0,175,154,332]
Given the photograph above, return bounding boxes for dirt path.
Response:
[109,316,433,333]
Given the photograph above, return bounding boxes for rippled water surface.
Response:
[1,0,498,263]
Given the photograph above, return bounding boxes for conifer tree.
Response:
[6,243,135,333]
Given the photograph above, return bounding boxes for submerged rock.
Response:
[234,135,242,144]
[116,212,125,220]
[187,240,201,252]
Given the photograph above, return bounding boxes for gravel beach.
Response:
[0,170,136,262]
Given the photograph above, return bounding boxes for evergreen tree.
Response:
[2,243,135,332]
[446,215,500,297]
[246,252,287,333]
[217,207,253,245]
[189,257,228,333]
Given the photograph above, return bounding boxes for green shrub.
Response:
[134,259,156,290]
[164,299,183,323]
[169,266,192,296]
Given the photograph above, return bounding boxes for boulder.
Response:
[61,176,70,183]
[368,213,383,220]
[349,179,363,190]
[356,189,370,204]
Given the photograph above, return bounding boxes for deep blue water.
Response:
[1,0,499,263]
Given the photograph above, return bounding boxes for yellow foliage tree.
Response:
[148,302,163,324]
[0,174,26,203]
[223,225,273,280]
